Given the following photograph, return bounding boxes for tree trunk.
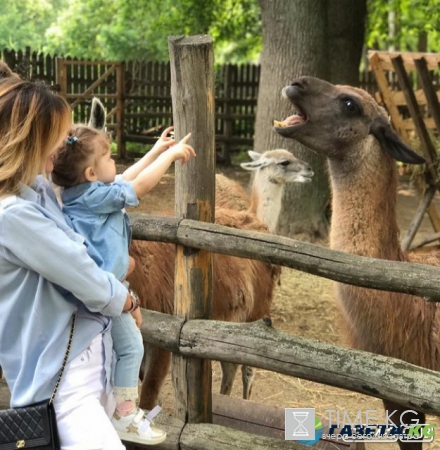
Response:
[326,0,367,85]
[255,0,366,241]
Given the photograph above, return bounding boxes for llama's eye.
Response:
[278,160,290,167]
[344,99,359,113]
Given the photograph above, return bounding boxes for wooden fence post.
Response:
[55,57,67,98]
[168,35,215,423]
[116,62,126,159]
[222,64,233,165]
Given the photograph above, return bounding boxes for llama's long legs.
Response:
[382,400,425,450]
[241,365,255,399]
[219,361,239,396]
[139,345,171,410]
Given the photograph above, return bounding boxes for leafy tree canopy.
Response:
[0,0,438,62]
[367,0,440,52]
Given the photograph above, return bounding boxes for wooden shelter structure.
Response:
[369,51,440,250]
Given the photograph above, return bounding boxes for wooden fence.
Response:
[124,38,440,449]
[0,47,393,163]
[128,213,440,449]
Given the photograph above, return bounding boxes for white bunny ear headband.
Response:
[88,97,107,131]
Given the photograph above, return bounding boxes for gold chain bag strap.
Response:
[0,313,76,450]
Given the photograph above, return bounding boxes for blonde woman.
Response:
[0,66,137,449]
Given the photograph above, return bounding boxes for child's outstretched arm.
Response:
[123,126,175,181]
[131,133,196,198]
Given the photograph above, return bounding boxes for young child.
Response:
[52,124,196,445]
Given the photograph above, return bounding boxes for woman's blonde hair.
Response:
[0,76,72,195]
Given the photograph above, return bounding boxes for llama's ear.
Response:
[241,150,265,170]
[88,98,107,131]
[241,161,261,171]
[241,155,271,171]
[248,150,262,161]
[369,117,425,164]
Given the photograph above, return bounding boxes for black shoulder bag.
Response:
[0,313,76,450]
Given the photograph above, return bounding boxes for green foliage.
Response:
[367,0,440,52]
[0,0,65,51]
[41,0,261,62]
[209,0,262,63]
[1,0,438,62]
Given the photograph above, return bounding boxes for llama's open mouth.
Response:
[273,106,307,133]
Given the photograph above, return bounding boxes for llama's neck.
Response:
[328,149,404,262]
[327,146,425,360]
[249,172,284,233]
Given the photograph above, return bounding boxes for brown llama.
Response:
[274,76,437,450]
[129,149,313,409]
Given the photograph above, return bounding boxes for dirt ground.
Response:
[128,164,440,450]
[1,164,438,449]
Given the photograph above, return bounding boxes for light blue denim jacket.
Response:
[0,176,128,407]
[61,177,139,281]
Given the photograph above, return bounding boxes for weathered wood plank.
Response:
[131,214,440,301]
[212,393,352,448]
[391,56,438,167]
[139,310,440,415]
[415,57,440,135]
[180,423,308,450]
[123,414,183,450]
[367,50,440,71]
[124,415,310,450]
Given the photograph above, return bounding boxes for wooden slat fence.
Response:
[3,48,437,162]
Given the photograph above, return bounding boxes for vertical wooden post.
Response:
[369,53,408,144]
[168,35,215,424]
[55,57,67,99]
[116,62,126,159]
[223,64,233,165]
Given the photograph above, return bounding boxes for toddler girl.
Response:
[52,124,195,445]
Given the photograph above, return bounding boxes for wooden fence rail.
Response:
[130,214,440,300]
[140,309,440,416]
[134,412,308,450]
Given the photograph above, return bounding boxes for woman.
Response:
[0,67,136,449]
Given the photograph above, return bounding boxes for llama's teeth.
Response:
[273,120,286,128]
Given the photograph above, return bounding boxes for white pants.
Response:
[54,334,125,450]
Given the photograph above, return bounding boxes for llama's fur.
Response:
[130,149,312,408]
[275,76,438,449]
[215,174,250,211]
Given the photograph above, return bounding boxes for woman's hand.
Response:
[123,292,133,311]
[131,307,142,328]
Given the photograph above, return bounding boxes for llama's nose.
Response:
[283,79,308,99]
[290,79,309,90]
[301,163,313,175]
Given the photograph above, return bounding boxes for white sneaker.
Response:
[111,406,166,445]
